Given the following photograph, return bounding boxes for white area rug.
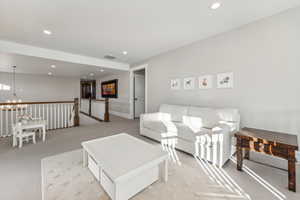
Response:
[42,148,300,200]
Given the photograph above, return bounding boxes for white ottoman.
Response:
[82,133,168,200]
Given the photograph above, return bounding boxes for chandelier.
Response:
[0,66,27,110]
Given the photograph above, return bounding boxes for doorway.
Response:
[130,64,148,119]
[134,69,145,118]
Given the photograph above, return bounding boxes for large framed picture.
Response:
[101,79,118,98]
[217,72,233,89]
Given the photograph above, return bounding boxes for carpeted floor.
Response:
[0,114,140,200]
[1,114,300,200]
[42,149,248,200]
[41,147,300,200]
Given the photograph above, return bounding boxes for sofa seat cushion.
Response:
[143,120,176,134]
[143,120,211,142]
[174,122,212,141]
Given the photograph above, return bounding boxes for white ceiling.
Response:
[0,52,124,79]
[0,0,300,64]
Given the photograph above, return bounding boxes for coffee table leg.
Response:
[160,159,168,182]
[236,137,243,171]
[83,149,88,167]
[288,150,296,192]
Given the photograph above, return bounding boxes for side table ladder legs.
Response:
[288,149,296,192]
[236,137,243,171]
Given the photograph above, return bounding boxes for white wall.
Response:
[96,72,130,117]
[135,7,300,137]
[0,72,80,102]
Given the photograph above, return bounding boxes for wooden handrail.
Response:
[0,98,80,127]
[0,98,80,138]
[81,98,105,102]
[0,101,74,106]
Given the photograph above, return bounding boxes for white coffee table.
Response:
[82,133,168,200]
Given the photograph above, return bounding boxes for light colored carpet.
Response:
[42,149,245,200]
[42,146,300,200]
[42,150,103,200]
[0,114,140,200]
[1,114,300,200]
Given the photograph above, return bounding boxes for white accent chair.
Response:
[140,104,240,167]
[13,123,36,148]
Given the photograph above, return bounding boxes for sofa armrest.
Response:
[140,112,161,122]
[140,112,171,122]
[212,123,231,134]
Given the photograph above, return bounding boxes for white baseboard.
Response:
[110,111,132,119]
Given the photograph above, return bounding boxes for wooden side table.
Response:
[235,127,298,192]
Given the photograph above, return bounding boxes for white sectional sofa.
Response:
[140,104,240,167]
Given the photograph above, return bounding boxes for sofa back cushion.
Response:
[159,104,188,122]
[216,109,240,122]
[187,107,219,129]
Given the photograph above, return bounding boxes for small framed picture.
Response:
[170,79,181,90]
[199,75,213,89]
[217,72,233,88]
[183,77,195,90]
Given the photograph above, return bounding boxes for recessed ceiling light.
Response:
[51,65,56,68]
[210,2,221,10]
[89,73,94,76]
[43,30,52,35]
[122,51,128,55]
[48,72,52,76]
[99,69,104,72]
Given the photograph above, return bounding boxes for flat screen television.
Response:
[101,79,118,98]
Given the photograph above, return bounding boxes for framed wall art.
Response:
[199,75,213,89]
[170,79,181,90]
[183,77,195,90]
[217,72,233,88]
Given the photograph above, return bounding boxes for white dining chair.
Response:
[31,117,44,138]
[13,124,36,148]
[17,115,43,138]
